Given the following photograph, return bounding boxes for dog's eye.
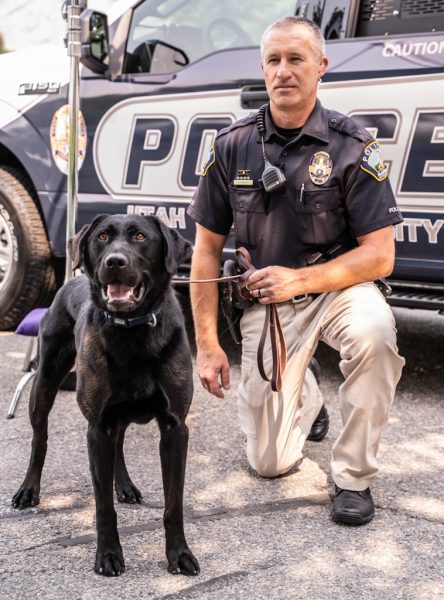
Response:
[134,232,146,241]
[97,232,108,241]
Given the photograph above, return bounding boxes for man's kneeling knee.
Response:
[248,454,301,478]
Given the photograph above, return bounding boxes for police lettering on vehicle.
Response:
[395,218,444,244]
[93,92,238,199]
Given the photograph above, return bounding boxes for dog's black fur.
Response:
[12,214,200,577]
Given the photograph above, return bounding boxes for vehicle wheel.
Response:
[0,167,56,330]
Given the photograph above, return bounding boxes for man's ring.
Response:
[258,288,262,298]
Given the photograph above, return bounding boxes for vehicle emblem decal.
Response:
[50,104,87,175]
[360,141,388,182]
[309,151,333,185]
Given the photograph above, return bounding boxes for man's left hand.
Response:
[246,266,303,304]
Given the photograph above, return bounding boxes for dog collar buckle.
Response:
[104,310,159,328]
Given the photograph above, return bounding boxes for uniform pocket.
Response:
[239,353,264,411]
[295,187,344,246]
[229,186,266,248]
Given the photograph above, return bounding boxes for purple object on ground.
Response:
[15,308,48,336]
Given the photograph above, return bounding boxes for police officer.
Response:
[187,16,405,525]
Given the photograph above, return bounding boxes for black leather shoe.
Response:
[331,486,375,525]
[308,357,321,384]
[307,405,329,441]
[306,358,329,442]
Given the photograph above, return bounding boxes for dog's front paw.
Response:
[12,485,40,509]
[95,549,125,577]
[115,480,142,504]
[167,545,200,576]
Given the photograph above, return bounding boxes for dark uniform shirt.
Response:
[187,100,403,269]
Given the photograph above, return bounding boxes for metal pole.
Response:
[64,0,82,282]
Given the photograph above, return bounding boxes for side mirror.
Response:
[80,9,109,74]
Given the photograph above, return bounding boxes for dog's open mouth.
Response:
[102,282,146,307]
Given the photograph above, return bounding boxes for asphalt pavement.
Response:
[0,301,443,600]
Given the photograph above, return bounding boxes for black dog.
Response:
[12,214,200,577]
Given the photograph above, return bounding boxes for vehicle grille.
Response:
[402,0,444,18]
[357,0,444,36]
[360,0,444,21]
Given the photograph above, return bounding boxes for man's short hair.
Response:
[260,16,326,60]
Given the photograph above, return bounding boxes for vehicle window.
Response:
[295,1,324,26]
[123,0,298,74]
[295,1,350,39]
[320,1,349,39]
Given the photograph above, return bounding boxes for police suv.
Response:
[0,0,443,329]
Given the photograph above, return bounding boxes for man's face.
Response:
[261,25,328,116]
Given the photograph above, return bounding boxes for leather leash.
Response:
[235,247,287,393]
[172,274,241,284]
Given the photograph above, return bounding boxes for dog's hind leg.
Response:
[114,424,142,504]
[88,422,125,576]
[12,328,76,510]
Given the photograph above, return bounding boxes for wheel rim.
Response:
[0,212,14,291]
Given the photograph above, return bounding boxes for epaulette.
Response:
[327,110,372,145]
[216,113,256,139]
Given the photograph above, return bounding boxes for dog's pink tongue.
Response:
[107,283,133,302]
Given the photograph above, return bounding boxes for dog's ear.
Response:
[154,219,193,274]
[68,214,109,271]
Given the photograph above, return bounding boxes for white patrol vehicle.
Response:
[0,0,443,329]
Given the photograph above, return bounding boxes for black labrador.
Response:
[12,214,200,577]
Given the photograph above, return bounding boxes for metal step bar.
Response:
[387,282,444,312]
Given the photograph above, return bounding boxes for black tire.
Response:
[0,167,56,330]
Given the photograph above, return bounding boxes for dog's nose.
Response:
[105,253,128,270]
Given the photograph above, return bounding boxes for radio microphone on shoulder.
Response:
[256,104,287,193]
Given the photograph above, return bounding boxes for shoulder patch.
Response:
[360,141,388,182]
[201,143,215,176]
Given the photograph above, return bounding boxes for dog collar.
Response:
[103,308,160,328]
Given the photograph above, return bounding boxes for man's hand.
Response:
[196,344,231,398]
[246,265,302,304]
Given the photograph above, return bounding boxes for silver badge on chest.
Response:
[309,151,333,185]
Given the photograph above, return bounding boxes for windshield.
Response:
[124,0,298,73]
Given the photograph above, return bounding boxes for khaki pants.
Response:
[237,282,405,490]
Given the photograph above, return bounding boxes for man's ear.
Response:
[154,218,193,275]
[68,214,109,272]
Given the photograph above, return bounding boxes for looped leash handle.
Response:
[257,304,287,392]
[234,247,287,392]
[234,247,256,301]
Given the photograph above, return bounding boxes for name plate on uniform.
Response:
[233,179,254,186]
[233,169,254,186]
